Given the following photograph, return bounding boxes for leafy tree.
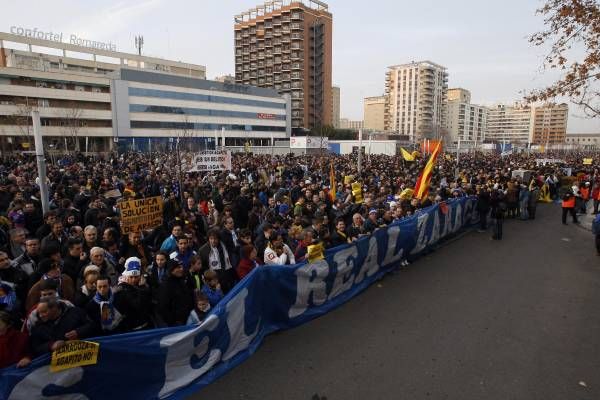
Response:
[527,0,600,116]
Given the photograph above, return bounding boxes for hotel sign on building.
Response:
[9,25,117,51]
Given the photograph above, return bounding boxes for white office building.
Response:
[384,60,448,141]
[486,103,533,144]
[0,28,290,152]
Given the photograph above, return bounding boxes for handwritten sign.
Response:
[50,341,99,372]
[188,150,232,172]
[118,196,163,234]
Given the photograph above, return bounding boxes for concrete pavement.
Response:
[192,204,600,400]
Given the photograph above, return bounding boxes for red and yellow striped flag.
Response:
[329,162,336,202]
[413,141,442,200]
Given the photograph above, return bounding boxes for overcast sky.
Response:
[2,0,599,133]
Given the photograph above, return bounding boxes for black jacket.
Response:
[113,283,153,332]
[157,275,194,327]
[30,303,94,356]
[63,254,86,284]
[198,243,238,294]
[329,230,350,249]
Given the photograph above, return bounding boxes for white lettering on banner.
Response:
[8,366,88,400]
[354,236,379,284]
[452,204,463,233]
[328,246,358,300]
[382,225,404,266]
[159,315,220,398]
[288,259,329,318]
[188,151,232,172]
[428,211,440,247]
[222,288,261,361]
[411,213,430,255]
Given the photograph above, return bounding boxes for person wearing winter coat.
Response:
[157,260,194,327]
[0,310,31,369]
[236,245,260,280]
[187,290,210,325]
[113,257,153,332]
[29,297,94,356]
[198,229,237,294]
[476,186,491,232]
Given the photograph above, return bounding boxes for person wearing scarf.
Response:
[198,229,238,294]
[86,275,122,335]
[73,266,99,307]
[328,218,352,249]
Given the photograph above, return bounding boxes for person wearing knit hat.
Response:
[113,257,152,332]
[156,259,193,327]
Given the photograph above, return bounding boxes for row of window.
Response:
[130,121,286,132]
[129,104,286,121]
[128,88,285,110]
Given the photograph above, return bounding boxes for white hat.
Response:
[122,257,141,277]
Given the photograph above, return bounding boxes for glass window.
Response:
[129,104,285,120]
[128,87,285,109]
[130,121,286,132]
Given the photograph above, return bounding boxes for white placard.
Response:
[187,150,232,172]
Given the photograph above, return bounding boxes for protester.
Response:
[0,310,31,369]
[187,290,210,325]
[157,260,194,327]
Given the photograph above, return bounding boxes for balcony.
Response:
[291,33,303,40]
[291,72,302,80]
[282,63,291,71]
[291,12,303,20]
[291,23,302,30]
[291,62,302,70]
[273,47,282,54]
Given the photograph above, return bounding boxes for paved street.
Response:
[194,204,600,400]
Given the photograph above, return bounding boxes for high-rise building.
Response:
[485,102,568,144]
[234,0,333,131]
[363,95,385,132]
[446,88,487,144]
[531,103,568,144]
[331,85,340,128]
[486,103,532,144]
[384,60,448,140]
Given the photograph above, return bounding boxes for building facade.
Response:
[331,85,340,128]
[363,95,385,132]
[485,102,568,145]
[446,88,487,144]
[530,103,568,145]
[384,61,448,141]
[339,118,363,130]
[565,133,600,148]
[0,30,289,152]
[485,103,532,144]
[234,0,333,131]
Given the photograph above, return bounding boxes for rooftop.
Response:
[235,0,330,23]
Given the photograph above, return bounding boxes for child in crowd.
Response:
[187,290,211,325]
[201,270,224,307]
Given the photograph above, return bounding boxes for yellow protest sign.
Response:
[118,196,164,234]
[50,341,99,372]
[351,182,363,204]
[344,175,354,185]
[307,242,324,263]
[583,158,593,165]
[399,188,414,200]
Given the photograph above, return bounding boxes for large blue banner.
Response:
[1,197,479,400]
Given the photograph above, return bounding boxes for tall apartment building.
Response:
[530,103,568,144]
[486,102,568,144]
[363,95,385,132]
[234,0,333,130]
[486,103,532,144]
[331,85,340,128]
[446,88,487,144]
[384,61,448,140]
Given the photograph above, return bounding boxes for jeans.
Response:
[479,210,488,230]
[493,218,503,240]
[562,207,578,224]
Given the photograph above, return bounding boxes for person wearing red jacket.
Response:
[236,245,259,280]
[0,310,31,369]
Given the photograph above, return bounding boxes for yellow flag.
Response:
[401,148,415,161]
[307,242,325,263]
[399,188,414,200]
[351,182,363,204]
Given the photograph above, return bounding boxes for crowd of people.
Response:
[0,148,597,369]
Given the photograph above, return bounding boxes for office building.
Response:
[446,88,487,144]
[234,0,333,130]
[339,118,363,130]
[530,103,568,145]
[363,95,385,132]
[331,85,340,128]
[0,29,289,152]
[565,133,600,148]
[384,60,448,140]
